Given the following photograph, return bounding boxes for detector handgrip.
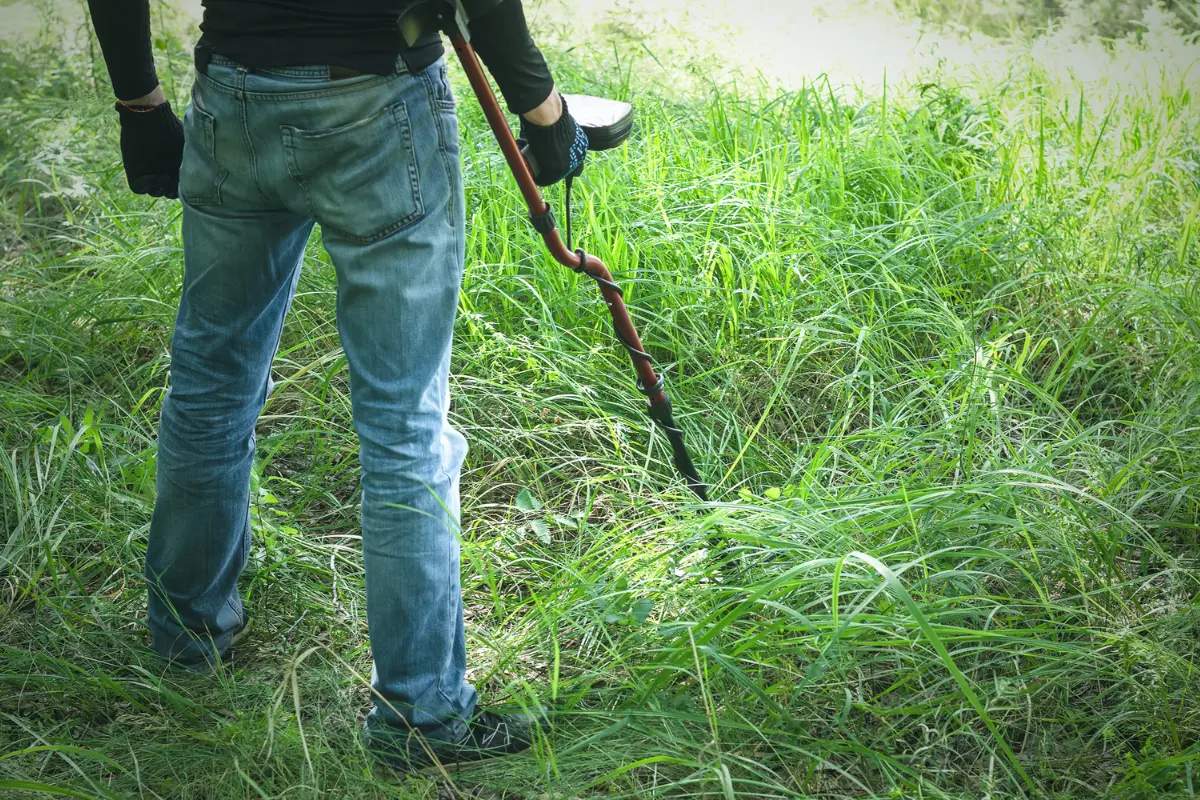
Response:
[520,94,635,180]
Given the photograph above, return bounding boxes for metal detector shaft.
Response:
[449,31,709,501]
[449,33,662,401]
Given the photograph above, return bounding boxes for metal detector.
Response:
[408,1,709,502]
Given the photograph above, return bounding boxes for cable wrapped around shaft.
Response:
[646,395,709,501]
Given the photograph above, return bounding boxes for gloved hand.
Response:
[114,100,184,199]
[518,94,588,187]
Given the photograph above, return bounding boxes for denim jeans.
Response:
[147,52,477,743]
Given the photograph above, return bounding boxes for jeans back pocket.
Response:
[180,95,228,206]
[281,101,425,244]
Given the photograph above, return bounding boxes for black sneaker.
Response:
[171,617,251,673]
[371,708,545,773]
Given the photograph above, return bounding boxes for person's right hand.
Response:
[115,100,184,198]
[518,93,588,187]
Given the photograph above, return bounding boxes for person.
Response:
[85,0,586,771]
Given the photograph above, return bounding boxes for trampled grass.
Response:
[2,6,1199,799]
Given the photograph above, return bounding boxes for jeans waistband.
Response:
[210,54,316,76]
[195,47,409,79]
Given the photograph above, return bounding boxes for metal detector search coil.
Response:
[561,94,634,150]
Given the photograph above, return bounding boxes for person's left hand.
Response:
[114,99,185,199]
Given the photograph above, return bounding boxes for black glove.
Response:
[518,95,588,187]
[115,100,184,199]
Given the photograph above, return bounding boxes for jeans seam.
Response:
[421,65,458,231]
[226,502,250,622]
[436,543,457,717]
[429,56,464,706]
[434,479,464,724]
[235,69,273,202]
[182,89,228,206]
[279,126,317,219]
[392,102,425,238]
[424,65,456,231]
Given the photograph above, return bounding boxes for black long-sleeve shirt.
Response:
[86,0,555,114]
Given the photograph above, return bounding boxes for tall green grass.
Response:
[2,10,1199,799]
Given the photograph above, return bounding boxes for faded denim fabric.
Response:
[147,53,476,742]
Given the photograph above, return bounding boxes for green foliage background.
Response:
[1,1,1198,797]
[894,0,1197,38]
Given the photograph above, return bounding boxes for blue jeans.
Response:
[147,53,477,743]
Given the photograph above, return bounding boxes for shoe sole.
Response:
[166,618,252,674]
[230,617,252,649]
